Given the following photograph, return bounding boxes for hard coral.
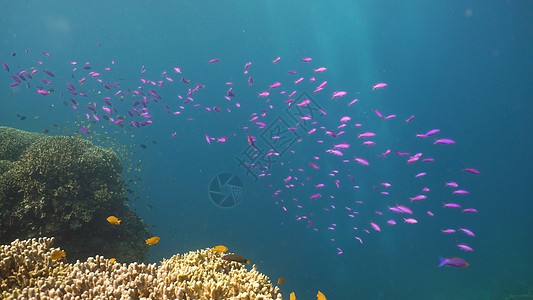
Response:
[0,127,150,263]
[1,237,283,300]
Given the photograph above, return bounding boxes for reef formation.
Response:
[0,237,282,299]
[0,126,151,262]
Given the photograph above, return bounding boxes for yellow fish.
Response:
[145,236,160,246]
[277,277,285,285]
[290,292,296,300]
[109,258,116,263]
[317,291,327,300]
[106,216,121,225]
[50,250,66,260]
[212,245,228,253]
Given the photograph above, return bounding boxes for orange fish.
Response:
[212,245,228,253]
[277,277,285,285]
[106,216,121,225]
[145,236,160,246]
[109,258,116,263]
[50,250,66,260]
[290,292,296,300]
[317,291,327,300]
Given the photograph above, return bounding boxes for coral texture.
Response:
[0,126,151,262]
[1,237,282,300]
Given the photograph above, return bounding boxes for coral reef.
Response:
[0,126,151,263]
[0,237,282,300]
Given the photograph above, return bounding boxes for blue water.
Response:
[2,1,533,299]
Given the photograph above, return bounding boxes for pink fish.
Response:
[310,193,322,199]
[314,67,327,72]
[340,116,351,123]
[334,143,350,149]
[37,88,50,95]
[273,57,281,63]
[434,138,456,145]
[208,58,219,63]
[258,91,270,98]
[370,222,381,232]
[358,132,376,138]
[301,57,312,62]
[269,82,281,89]
[443,202,461,208]
[463,167,480,175]
[404,218,418,224]
[456,244,474,252]
[438,257,469,268]
[245,135,256,148]
[459,228,475,237]
[298,99,311,107]
[409,194,427,202]
[331,91,347,99]
[354,156,369,166]
[453,189,470,195]
[372,82,387,91]
[205,134,212,144]
[462,208,478,213]
[309,162,320,169]
[441,229,456,234]
[327,149,344,156]
[445,181,459,188]
[348,99,358,106]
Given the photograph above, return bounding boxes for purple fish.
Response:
[456,244,474,252]
[453,189,470,195]
[372,82,387,91]
[43,69,55,77]
[438,257,469,268]
[1,62,9,71]
[463,167,480,175]
[443,202,461,208]
[434,138,456,145]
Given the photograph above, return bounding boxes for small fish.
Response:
[37,88,50,95]
[372,82,387,91]
[50,250,66,260]
[317,291,327,300]
[109,258,116,263]
[463,167,480,175]
[221,253,250,264]
[456,243,474,252]
[106,216,121,225]
[247,133,255,147]
[212,245,228,253]
[290,292,297,300]
[208,58,219,63]
[277,277,285,284]
[145,236,160,245]
[354,156,369,166]
[370,222,381,232]
[331,91,347,99]
[434,138,456,145]
[438,257,469,268]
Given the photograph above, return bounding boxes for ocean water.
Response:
[1,1,533,299]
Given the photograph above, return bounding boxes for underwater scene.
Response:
[1,1,532,299]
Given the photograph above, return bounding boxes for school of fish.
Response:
[2,48,480,276]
